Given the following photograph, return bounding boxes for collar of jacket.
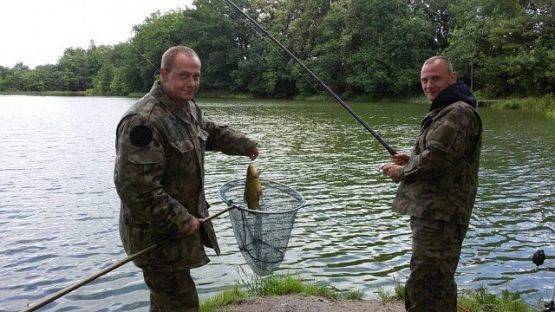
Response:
[428,80,477,112]
[149,80,199,124]
[421,81,477,128]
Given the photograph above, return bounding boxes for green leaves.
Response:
[1,0,552,98]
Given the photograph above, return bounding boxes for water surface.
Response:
[0,95,553,311]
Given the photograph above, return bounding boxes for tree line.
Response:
[0,0,552,98]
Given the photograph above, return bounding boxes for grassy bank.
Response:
[479,95,555,118]
[377,283,541,312]
[200,275,542,312]
[2,90,553,118]
[200,275,362,312]
[458,288,541,312]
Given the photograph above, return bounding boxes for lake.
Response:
[0,95,553,311]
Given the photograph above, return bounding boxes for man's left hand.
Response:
[249,147,259,160]
[382,164,403,183]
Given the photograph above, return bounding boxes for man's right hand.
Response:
[392,152,409,165]
[184,217,201,236]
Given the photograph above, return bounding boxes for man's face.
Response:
[161,53,201,103]
[420,60,457,102]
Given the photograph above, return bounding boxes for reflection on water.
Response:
[0,95,553,311]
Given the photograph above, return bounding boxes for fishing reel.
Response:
[531,249,555,312]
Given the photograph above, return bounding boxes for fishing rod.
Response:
[221,0,396,156]
[22,206,237,312]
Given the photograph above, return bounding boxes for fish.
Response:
[244,163,263,210]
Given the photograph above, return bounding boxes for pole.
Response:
[22,206,237,312]
[221,0,396,156]
[22,243,160,312]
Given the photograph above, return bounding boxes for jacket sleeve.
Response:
[114,116,193,238]
[202,114,257,156]
[399,106,479,181]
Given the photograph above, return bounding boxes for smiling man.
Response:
[382,56,483,311]
[114,46,258,311]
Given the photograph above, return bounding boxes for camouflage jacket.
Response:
[114,81,257,271]
[392,100,482,225]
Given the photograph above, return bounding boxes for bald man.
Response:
[383,56,482,311]
[115,46,258,311]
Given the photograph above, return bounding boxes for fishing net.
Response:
[219,179,304,276]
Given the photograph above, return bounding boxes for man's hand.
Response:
[392,152,409,165]
[249,147,259,160]
[382,163,403,183]
[183,217,201,236]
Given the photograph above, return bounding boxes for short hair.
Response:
[161,46,200,70]
[423,55,454,72]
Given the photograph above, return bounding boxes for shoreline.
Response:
[198,275,540,312]
[212,294,404,312]
[1,91,552,117]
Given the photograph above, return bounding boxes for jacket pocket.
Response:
[170,139,194,153]
[127,150,163,165]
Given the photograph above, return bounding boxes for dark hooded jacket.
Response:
[392,81,482,225]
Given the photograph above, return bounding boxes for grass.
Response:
[458,288,540,312]
[482,95,555,118]
[199,274,363,312]
[376,283,541,312]
[375,283,405,302]
[202,275,544,312]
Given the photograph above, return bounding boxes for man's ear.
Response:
[160,68,168,83]
[450,71,458,83]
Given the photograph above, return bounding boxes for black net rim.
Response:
[218,179,305,215]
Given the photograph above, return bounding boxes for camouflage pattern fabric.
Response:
[114,81,257,272]
[393,101,482,225]
[405,217,467,312]
[143,269,199,312]
[393,99,482,311]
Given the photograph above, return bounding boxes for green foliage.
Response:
[199,274,363,312]
[488,95,555,118]
[1,0,552,101]
[376,283,538,312]
[459,287,537,312]
[58,47,93,91]
[446,0,554,96]
[344,0,436,97]
[375,282,405,302]
[245,274,338,299]
[200,286,251,312]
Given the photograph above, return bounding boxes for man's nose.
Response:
[185,77,196,87]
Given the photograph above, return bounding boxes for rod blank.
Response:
[22,206,237,311]
[222,0,396,156]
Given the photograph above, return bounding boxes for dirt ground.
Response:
[217,294,405,312]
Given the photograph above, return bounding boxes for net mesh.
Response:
[219,179,304,276]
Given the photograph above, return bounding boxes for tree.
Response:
[344,0,435,97]
[58,48,92,91]
[446,0,554,96]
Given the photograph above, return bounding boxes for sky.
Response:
[0,0,194,68]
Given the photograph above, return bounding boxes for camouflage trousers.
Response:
[405,217,467,312]
[143,269,199,312]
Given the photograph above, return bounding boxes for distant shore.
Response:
[1,91,552,118]
[0,90,87,96]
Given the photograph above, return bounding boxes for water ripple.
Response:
[0,96,553,310]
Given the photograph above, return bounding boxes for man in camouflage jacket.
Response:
[114,46,258,311]
[382,56,482,311]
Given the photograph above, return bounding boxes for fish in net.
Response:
[219,179,304,276]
